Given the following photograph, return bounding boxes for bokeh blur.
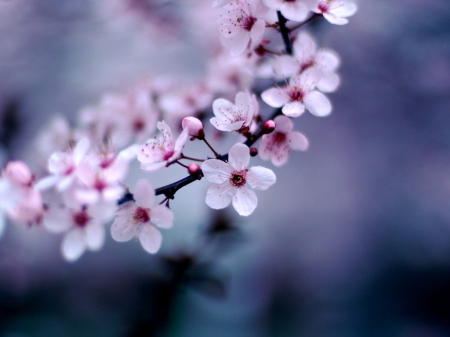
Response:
[1,0,450,336]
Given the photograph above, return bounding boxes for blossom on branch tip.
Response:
[202,143,276,216]
[313,0,357,25]
[211,92,255,132]
[259,115,308,166]
[137,121,189,172]
[219,0,269,56]
[111,180,174,254]
[261,67,332,117]
[182,117,204,139]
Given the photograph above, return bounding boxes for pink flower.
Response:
[259,115,309,166]
[211,92,255,132]
[43,201,115,261]
[273,31,341,93]
[182,117,205,139]
[202,143,276,216]
[137,121,189,172]
[313,0,357,25]
[219,0,269,56]
[261,67,332,117]
[262,0,314,22]
[111,180,174,254]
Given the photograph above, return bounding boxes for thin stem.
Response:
[176,160,189,169]
[277,11,292,55]
[203,138,220,158]
[289,13,321,32]
[181,154,205,162]
[159,197,168,205]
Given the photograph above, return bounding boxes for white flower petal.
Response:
[62,229,86,262]
[294,32,317,64]
[317,71,340,93]
[247,167,276,190]
[202,159,232,184]
[315,49,340,72]
[261,87,290,108]
[139,224,162,254]
[272,55,298,78]
[205,183,233,210]
[274,115,293,133]
[73,138,90,165]
[140,161,167,172]
[281,1,309,22]
[212,98,235,120]
[150,205,174,229]
[332,3,357,17]
[232,187,257,216]
[43,207,72,233]
[85,223,105,251]
[35,175,60,190]
[249,19,265,43]
[287,131,309,151]
[304,91,332,117]
[133,179,155,208]
[323,12,348,25]
[228,143,250,170]
[210,118,245,132]
[282,101,305,117]
[111,214,139,242]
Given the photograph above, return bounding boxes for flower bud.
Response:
[262,120,276,134]
[3,161,34,186]
[249,147,258,157]
[188,163,202,179]
[182,117,204,140]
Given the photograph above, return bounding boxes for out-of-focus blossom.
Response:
[43,201,115,262]
[213,0,234,8]
[207,51,257,94]
[111,180,174,254]
[273,31,341,92]
[219,0,269,56]
[211,92,255,132]
[259,115,308,166]
[202,143,276,216]
[313,0,357,25]
[261,67,332,117]
[137,121,189,172]
[35,116,72,156]
[79,88,158,148]
[1,161,43,226]
[263,0,315,22]
[36,137,91,192]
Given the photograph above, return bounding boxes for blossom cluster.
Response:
[0,0,357,261]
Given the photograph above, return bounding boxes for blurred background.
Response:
[1,0,450,336]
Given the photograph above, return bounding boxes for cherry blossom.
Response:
[182,117,205,139]
[219,0,269,56]
[273,31,341,92]
[202,143,276,216]
[261,67,332,117]
[1,161,43,225]
[137,121,189,172]
[36,137,91,191]
[313,0,357,25]
[111,180,174,254]
[263,0,315,22]
[211,92,255,132]
[43,201,115,261]
[259,115,309,166]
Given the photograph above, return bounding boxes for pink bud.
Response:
[182,117,204,139]
[2,161,34,186]
[188,163,202,178]
[249,147,258,157]
[262,120,276,134]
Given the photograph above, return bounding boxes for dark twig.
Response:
[277,11,292,55]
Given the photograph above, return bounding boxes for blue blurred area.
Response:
[1,0,450,336]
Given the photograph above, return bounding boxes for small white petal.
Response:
[247,167,276,190]
[73,138,90,165]
[111,214,139,242]
[150,205,174,229]
[62,229,86,262]
[274,115,293,133]
[35,175,60,190]
[317,71,340,93]
[232,187,257,216]
[332,3,357,17]
[210,118,245,132]
[261,88,290,108]
[323,12,348,25]
[228,143,250,170]
[304,91,332,117]
[139,224,162,254]
[43,207,72,233]
[202,160,232,184]
[282,101,305,117]
[287,131,309,151]
[273,55,298,78]
[134,179,155,208]
[205,183,233,210]
[85,223,105,251]
[249,19,265,43]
